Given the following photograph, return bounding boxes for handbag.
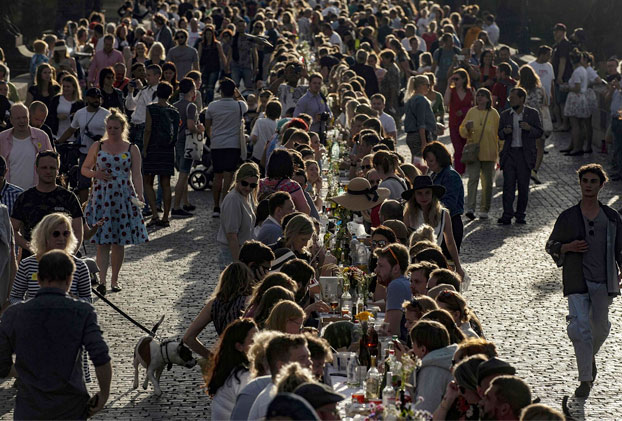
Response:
[238,102,247,161]
[540,105,553,132]
[461,109,489,165]
[184,103,204,161]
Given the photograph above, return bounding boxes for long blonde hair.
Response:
[148,41,166,62]
[61,74,82,101]
[283,214,314,252]
[264,300,305,333]
[31,213,78,259]
[404,193,444,228]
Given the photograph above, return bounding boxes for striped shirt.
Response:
[1,181,23,216]
[9,255,92,305]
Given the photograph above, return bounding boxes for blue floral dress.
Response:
[85,144,149,245]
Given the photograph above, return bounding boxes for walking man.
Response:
[497,87,543,225]
[546,164,622,397]
[0,250,112,419]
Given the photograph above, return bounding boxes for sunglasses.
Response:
[52,230,70,238]
[361,164,372,170]
[371,239,387,248]
[176,36,186,40]
[240,180,258,188]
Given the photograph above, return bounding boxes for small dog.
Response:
[133,336,196,396]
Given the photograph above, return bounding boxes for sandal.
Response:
[95,283,106,296]
[111,284,122,292]
[147,218,160,227]
[156,219,170,227]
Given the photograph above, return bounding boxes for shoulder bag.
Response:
[461,109,489,165]
[238,102,248,161]
[184,103,204,161]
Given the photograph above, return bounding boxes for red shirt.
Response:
[492,78,517,111]
[448,88,474,127]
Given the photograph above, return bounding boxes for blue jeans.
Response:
[219,244,233,270]
[202,70,220,104]
[610,118,622,177]
[231,63,253,90]
[567,281,612,381]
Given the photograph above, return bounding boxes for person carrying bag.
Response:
[459,88,501,220]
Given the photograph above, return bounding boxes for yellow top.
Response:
[459,107,501,162]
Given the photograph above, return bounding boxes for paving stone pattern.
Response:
[0,131,620,420]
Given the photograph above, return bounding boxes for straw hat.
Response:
[330,177,390,211]
[401,175,446,201]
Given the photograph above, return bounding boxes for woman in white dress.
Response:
[563,49,591,156]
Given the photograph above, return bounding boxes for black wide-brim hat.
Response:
[402,175,446,201]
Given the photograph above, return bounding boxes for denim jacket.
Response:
[0,288,110,419]
[431,166,464,217]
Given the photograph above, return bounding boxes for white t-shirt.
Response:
[586,66,599,83]
[205,98,248,149]
[9,136,36,189]
[57,96,74,139]
[329,32,343,52]
[211,370,250,421]
[569,66,588,94]
[247,382,276,420]
[188,30,201,48]
[379,112,397,135]
[529,61,555,101]
[250,117,277,161]
[70,107,110,154]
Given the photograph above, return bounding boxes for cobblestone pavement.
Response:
[0,130,620,420]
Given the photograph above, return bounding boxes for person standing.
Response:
[167,29,199,83]
[153,14,174,52]
[87,35,124,88]
[142,82,179,227]
[125,64,161,151]
[197,25,226,104]
[0,104,53,190]
[444,69,475,175]
[205,78,248,218]
[48,74,84,141]
[11,151,83,263]
[404,75,436,168]
[459,88,500,220]
[82,109,147,293]
[0,250,112,419]
[172,78,203,217]
[293,73,331,134]
[552,23,572,132]
[56,88,111,203]
[230,19,258,91]
[546,164,622,398]
[497,88,543,225]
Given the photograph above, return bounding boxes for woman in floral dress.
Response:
[82,108,148,293]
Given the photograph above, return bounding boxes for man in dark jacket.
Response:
[351,50,379,98]
[546,164,622,398]
[497,87,543,224]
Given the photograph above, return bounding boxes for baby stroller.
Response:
[188,143,214,191]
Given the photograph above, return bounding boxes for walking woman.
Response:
[459,88,500,220]
[218,162,260,267]
[99,67,125,112]
[379,49,401,126]
[517,65,547,183]
[48,74,84,140]
[26,63,61,108]
[404,75,436,167]
[402,176,464,278]
[562,49,591,156]
[197,25,226,104]
[82,108,148,293]
[142,82,179,227]
[444,68,475,174]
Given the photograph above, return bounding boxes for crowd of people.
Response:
[0,0,620,419]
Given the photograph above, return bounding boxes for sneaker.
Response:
[531,170,542,185]
[183,204,197,211]
[479,212,489,219]
[212,207,220,218]
[574,381,591,398]
[515,218,527,225]
[465,210,476,220]
[172,208,193,218]
[497,217,511,225]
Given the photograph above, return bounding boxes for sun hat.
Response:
[401,175,446,201]
[330,177,390,211]
[53,40,68,52]
[266,393,320,420]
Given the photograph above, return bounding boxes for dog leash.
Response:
[92,287,164,337]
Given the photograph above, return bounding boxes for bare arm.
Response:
[557,58,567,83]
[129,144,144,201]
[183,300,215,360]
[56,127,78,144]
[25,91,33,107]
[386,309,403,336]
[87,361,112,417]
[9,218,30,252]
[72,217,83,253]
[226,232,240,261]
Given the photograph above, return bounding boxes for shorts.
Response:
[77,153,92,190]
[175,139,193,174]
[212,148,241,174]
[406,131,427,158]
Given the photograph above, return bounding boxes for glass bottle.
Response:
[382,371,396,408]
[365,356,381,400]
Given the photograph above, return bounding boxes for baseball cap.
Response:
[294,382,345,409]
[553,23,567,32]
[266,393,320,420]
[477,357,516,385]
[85,87,102,98]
